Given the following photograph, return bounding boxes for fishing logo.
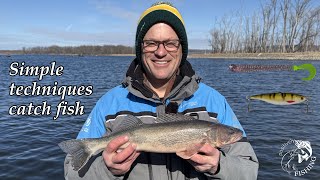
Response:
[279,139,316,176]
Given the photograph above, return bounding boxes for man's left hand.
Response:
[178,144,220,174]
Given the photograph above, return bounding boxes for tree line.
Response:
[209,0,320,53]
[21,45,134,55]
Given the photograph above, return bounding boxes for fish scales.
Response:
[130,121,214,152]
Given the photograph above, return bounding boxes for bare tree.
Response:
[209,28,222,53]
[298,7,320,51]
[250,12,261,53]
[287,0,311,52]
[244,16,251,52]
[280,0,290,52]
[269,0,280,52]
[260,1,273,52]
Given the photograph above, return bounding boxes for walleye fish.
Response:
[248,92,307,105]
[59,114,243,171]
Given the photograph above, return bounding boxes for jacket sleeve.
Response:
[64,154,125,180]
[64,96,123,179]
[76,100,107,139]
[205,142,259,179]
[205,96,259,179]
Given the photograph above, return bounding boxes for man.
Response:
[64,2,259,179]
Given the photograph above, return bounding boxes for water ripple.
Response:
[0,55,319,179]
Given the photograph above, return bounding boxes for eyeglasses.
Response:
[142,40,181,52]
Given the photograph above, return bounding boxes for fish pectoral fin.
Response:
[176,141,206,159]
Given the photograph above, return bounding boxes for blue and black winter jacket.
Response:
[65,59,258,180]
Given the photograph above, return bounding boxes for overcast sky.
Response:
[1,0,269,50]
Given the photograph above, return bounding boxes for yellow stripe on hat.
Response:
[138,4,185,26]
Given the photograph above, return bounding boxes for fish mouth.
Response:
[231,132,243,143]
[218,131,243,147]
[228,64,236,71]
[228,64,242,72]
[286,100,295,103]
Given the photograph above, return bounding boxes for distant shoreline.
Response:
[1,52,320,60]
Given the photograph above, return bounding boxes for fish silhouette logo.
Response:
[279,139,316,176]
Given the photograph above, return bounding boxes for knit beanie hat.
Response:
[135,2,188,64]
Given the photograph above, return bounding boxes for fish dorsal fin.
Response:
[111,115,144,134]
[155,113,197,123]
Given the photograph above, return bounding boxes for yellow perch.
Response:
[248,92,307,105]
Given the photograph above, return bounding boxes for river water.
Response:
[0,55,319,179]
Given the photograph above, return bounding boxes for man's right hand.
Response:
[102,135,140,176]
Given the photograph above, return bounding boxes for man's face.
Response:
[142,23,182,83]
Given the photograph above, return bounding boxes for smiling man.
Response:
[141,23,183,98]
[64,2,259,180]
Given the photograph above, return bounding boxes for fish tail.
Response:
[59,139,93,171]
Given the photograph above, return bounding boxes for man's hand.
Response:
[102,135,140,175]
[178,144,220,174]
